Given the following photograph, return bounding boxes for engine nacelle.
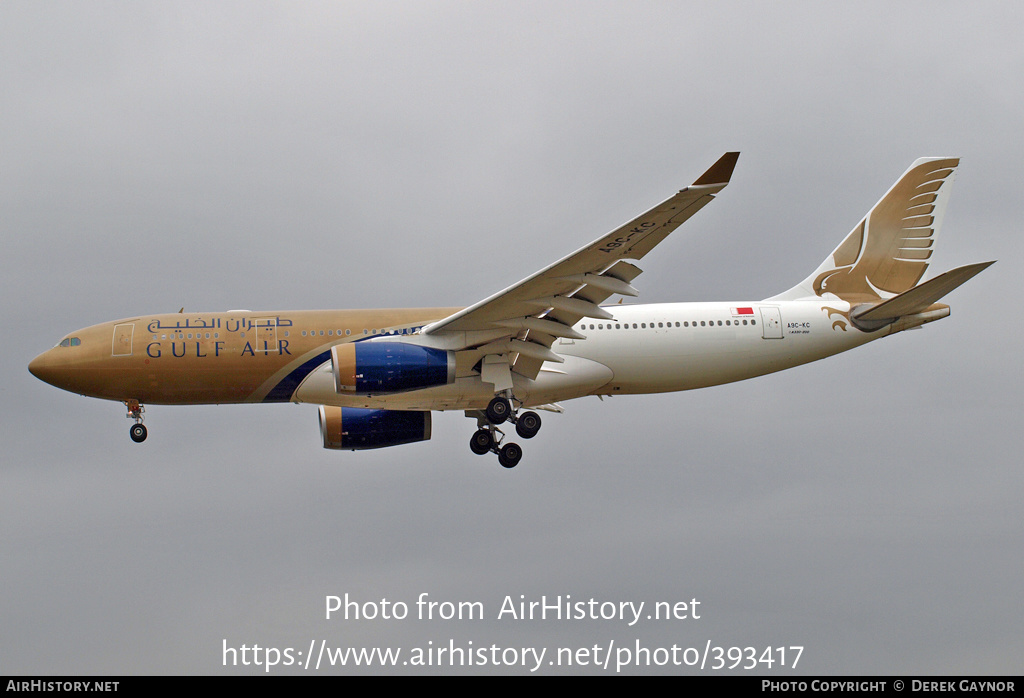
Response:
[319,406,432,450]
[331,341,455,394]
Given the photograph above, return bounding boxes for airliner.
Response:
[28,153,993,468]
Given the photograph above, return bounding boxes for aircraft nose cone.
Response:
[28,351,58,386]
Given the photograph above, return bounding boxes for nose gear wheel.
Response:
[125,400,147,443]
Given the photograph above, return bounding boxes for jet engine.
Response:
[319,405,432,450]
[331,342,455,394]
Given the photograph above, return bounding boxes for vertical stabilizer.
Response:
[768,157,959,302]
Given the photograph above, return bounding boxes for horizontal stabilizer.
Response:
[852,261,995,323]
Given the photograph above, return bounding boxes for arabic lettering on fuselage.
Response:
[146,316,294,333]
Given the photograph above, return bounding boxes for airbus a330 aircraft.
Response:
[29,153,993,468]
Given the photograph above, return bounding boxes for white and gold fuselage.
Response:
[27,299,940,412]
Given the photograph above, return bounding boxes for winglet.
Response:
[692,152,740,186]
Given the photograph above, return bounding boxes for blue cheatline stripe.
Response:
[262,350,331,403]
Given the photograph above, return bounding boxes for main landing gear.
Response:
[125,399,147,443]
[468,395,542,468]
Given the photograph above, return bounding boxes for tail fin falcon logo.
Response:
[764,157,964,333]
[811,157,959,304]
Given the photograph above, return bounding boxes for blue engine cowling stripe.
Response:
[354,343,452,393]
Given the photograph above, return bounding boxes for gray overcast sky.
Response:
[2,1,1021,675]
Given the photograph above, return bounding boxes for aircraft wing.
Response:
[423,152,739,379]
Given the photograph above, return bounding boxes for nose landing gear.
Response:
[125,400,147,443]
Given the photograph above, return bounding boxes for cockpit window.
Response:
[57,337,81,348]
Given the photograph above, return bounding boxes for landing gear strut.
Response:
[125,399,147,443]
[468,394,542,468]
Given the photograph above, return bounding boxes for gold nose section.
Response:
[28,350,59,386]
